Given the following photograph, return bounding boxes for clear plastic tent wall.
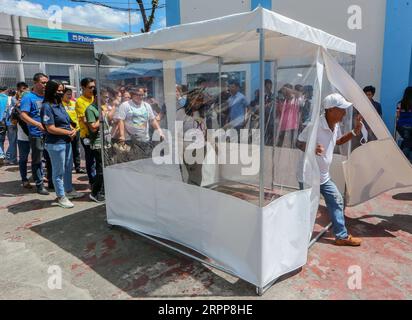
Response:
[93,7,412,290]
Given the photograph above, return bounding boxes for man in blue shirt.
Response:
[227,80,248,134]
[20,73,50,195]
[0,86,8,165]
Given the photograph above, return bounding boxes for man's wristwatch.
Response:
[351,129,357,137]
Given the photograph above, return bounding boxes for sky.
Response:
[0,0,167,33]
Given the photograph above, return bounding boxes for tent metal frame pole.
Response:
[143,48,221,60]
[309,223,332,248]
[259,28,265,207]
[344,55,357,204]
[94,54,105,169]
[271,60,278,190]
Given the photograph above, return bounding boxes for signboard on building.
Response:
[27,25,111,44]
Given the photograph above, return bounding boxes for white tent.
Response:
[94,7,412,295]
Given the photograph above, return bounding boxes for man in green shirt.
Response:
[85,91,104,203]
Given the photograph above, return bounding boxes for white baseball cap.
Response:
[323,93,352,110]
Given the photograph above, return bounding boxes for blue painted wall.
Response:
[165,0,182,83]
[251,0,272,10]
[166,0,181,27]
[251,0,272,95]
[380,0,412,134]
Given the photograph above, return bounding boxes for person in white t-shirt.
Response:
[297,93,363,247]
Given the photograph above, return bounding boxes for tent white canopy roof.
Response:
[94,7,356,63]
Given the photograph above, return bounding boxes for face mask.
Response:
[55,93,64,101]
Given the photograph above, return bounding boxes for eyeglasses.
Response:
[87,86,96,90]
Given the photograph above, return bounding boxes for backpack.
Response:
[11,105,29,136]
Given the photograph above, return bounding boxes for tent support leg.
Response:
[218,57,222,127]
[309,222,332,248]
[256,276,280,296]
[258,28,265,207]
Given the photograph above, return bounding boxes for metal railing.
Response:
[0,60,120,97]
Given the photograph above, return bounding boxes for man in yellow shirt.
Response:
[75,78,96,184]
[62,86,86,174]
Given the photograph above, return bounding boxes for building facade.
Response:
[0,12,125,89]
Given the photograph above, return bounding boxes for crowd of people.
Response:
[0,75,146,207]
[0,71,411,211]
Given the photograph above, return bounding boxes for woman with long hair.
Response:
[62,87,85,174]
[177,88,208,186]
[41,81,83,208]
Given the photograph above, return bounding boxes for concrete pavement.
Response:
[0,162,411,299]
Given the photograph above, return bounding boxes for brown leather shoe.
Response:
[335,235,362,246]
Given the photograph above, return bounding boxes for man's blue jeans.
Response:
[45,143,73,198]
[320,179,349,240]
[6,125,18,163]
[30,136,45,188]
[81,138,96,184]
[18,140,30,182]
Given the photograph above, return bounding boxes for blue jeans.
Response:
[18,140,30,182]
[6,125,18,163]
[45,143,73,198]
[30,136,45,188]
[320,179,348,240]
[0,131,5,158]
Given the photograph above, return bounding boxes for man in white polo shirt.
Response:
[297,93,363,246]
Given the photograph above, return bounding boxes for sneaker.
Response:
[75,168,86,174]
[37,187,50,195]
[57,196,74,209]
[66,190,84,200]
[335,235,362,247]
[89,193,105,203]
[22,181,32,189]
